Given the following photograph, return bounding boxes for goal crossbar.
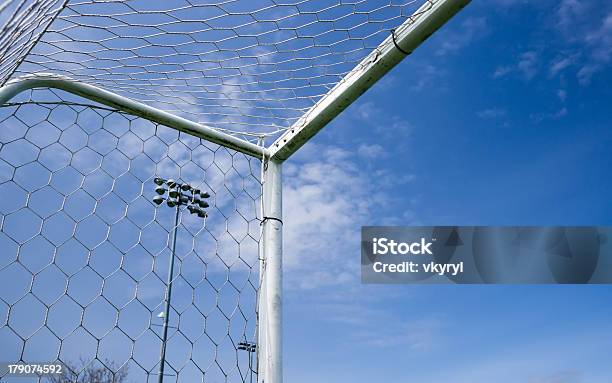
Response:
[0,74,268,159]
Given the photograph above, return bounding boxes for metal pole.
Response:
[0,74,268,159]
[157,205,180,383]
[258,159,282,383]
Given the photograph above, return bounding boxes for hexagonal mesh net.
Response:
[0,87,263,382]
[0,0,432,142]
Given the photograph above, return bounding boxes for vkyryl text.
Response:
[373,261,464,276]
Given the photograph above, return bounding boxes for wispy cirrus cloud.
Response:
[409,63,445,91]
[518,51,540,80]
[357,143,385,159]
[530,107,567,123]
[491,1,611,86]
[556,0,587,31]
[557,89,567,101]
[553,1,611,85]
[549,54,578,78]
[492,65,513,79]
[491,50,539,80]
[436,16,487,56]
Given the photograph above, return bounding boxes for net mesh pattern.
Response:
[0,0,431,142]
[0,89,262,382]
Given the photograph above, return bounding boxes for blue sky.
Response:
[281,1,612,382]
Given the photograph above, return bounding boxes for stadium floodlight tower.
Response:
[152,177,209,383]
[0,1,469,382]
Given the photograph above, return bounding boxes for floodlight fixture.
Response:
[153,195,164,205]
[188,205,208,218]
[166,179,177,188]
[155,186,167,195]
[167,198,178,207]
[154,177,166,186]
[168,188,179,198]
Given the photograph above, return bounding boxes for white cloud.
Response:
[349,100,413,140]
[357,143,385,159]
[279,96,418,290]
[557,89,567,102]
[549,55,576,77]
[385,120,412,137]
[491,51,539,81]
[577,64,599,85]
[354,101,381,121]
[410,64,443,91]
[436,17,487,56]
[578,11,612,83]
[282,143,414,290]
[557,0,587,31]
[282,145,380,288]
[492,65,513,79]
[585,13,612,62]
[553,2,612,86]
[518,51,539,80]
[492,3,612,85]
[530,107,567,123]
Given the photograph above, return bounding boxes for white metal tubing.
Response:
[0,74,268,159]
[269,0,471,161]
[259,159,283,383]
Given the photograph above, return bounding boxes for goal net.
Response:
[0,0,468,382]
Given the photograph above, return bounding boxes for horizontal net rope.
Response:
[0,0,433,142]
[0,89,263,382]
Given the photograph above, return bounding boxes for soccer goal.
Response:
[0,1,468,382]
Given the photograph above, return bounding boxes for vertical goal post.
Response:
[0,1,470,382]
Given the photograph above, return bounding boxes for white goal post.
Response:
[0,1,469,382]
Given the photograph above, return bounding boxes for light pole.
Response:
[152,176,209,383]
